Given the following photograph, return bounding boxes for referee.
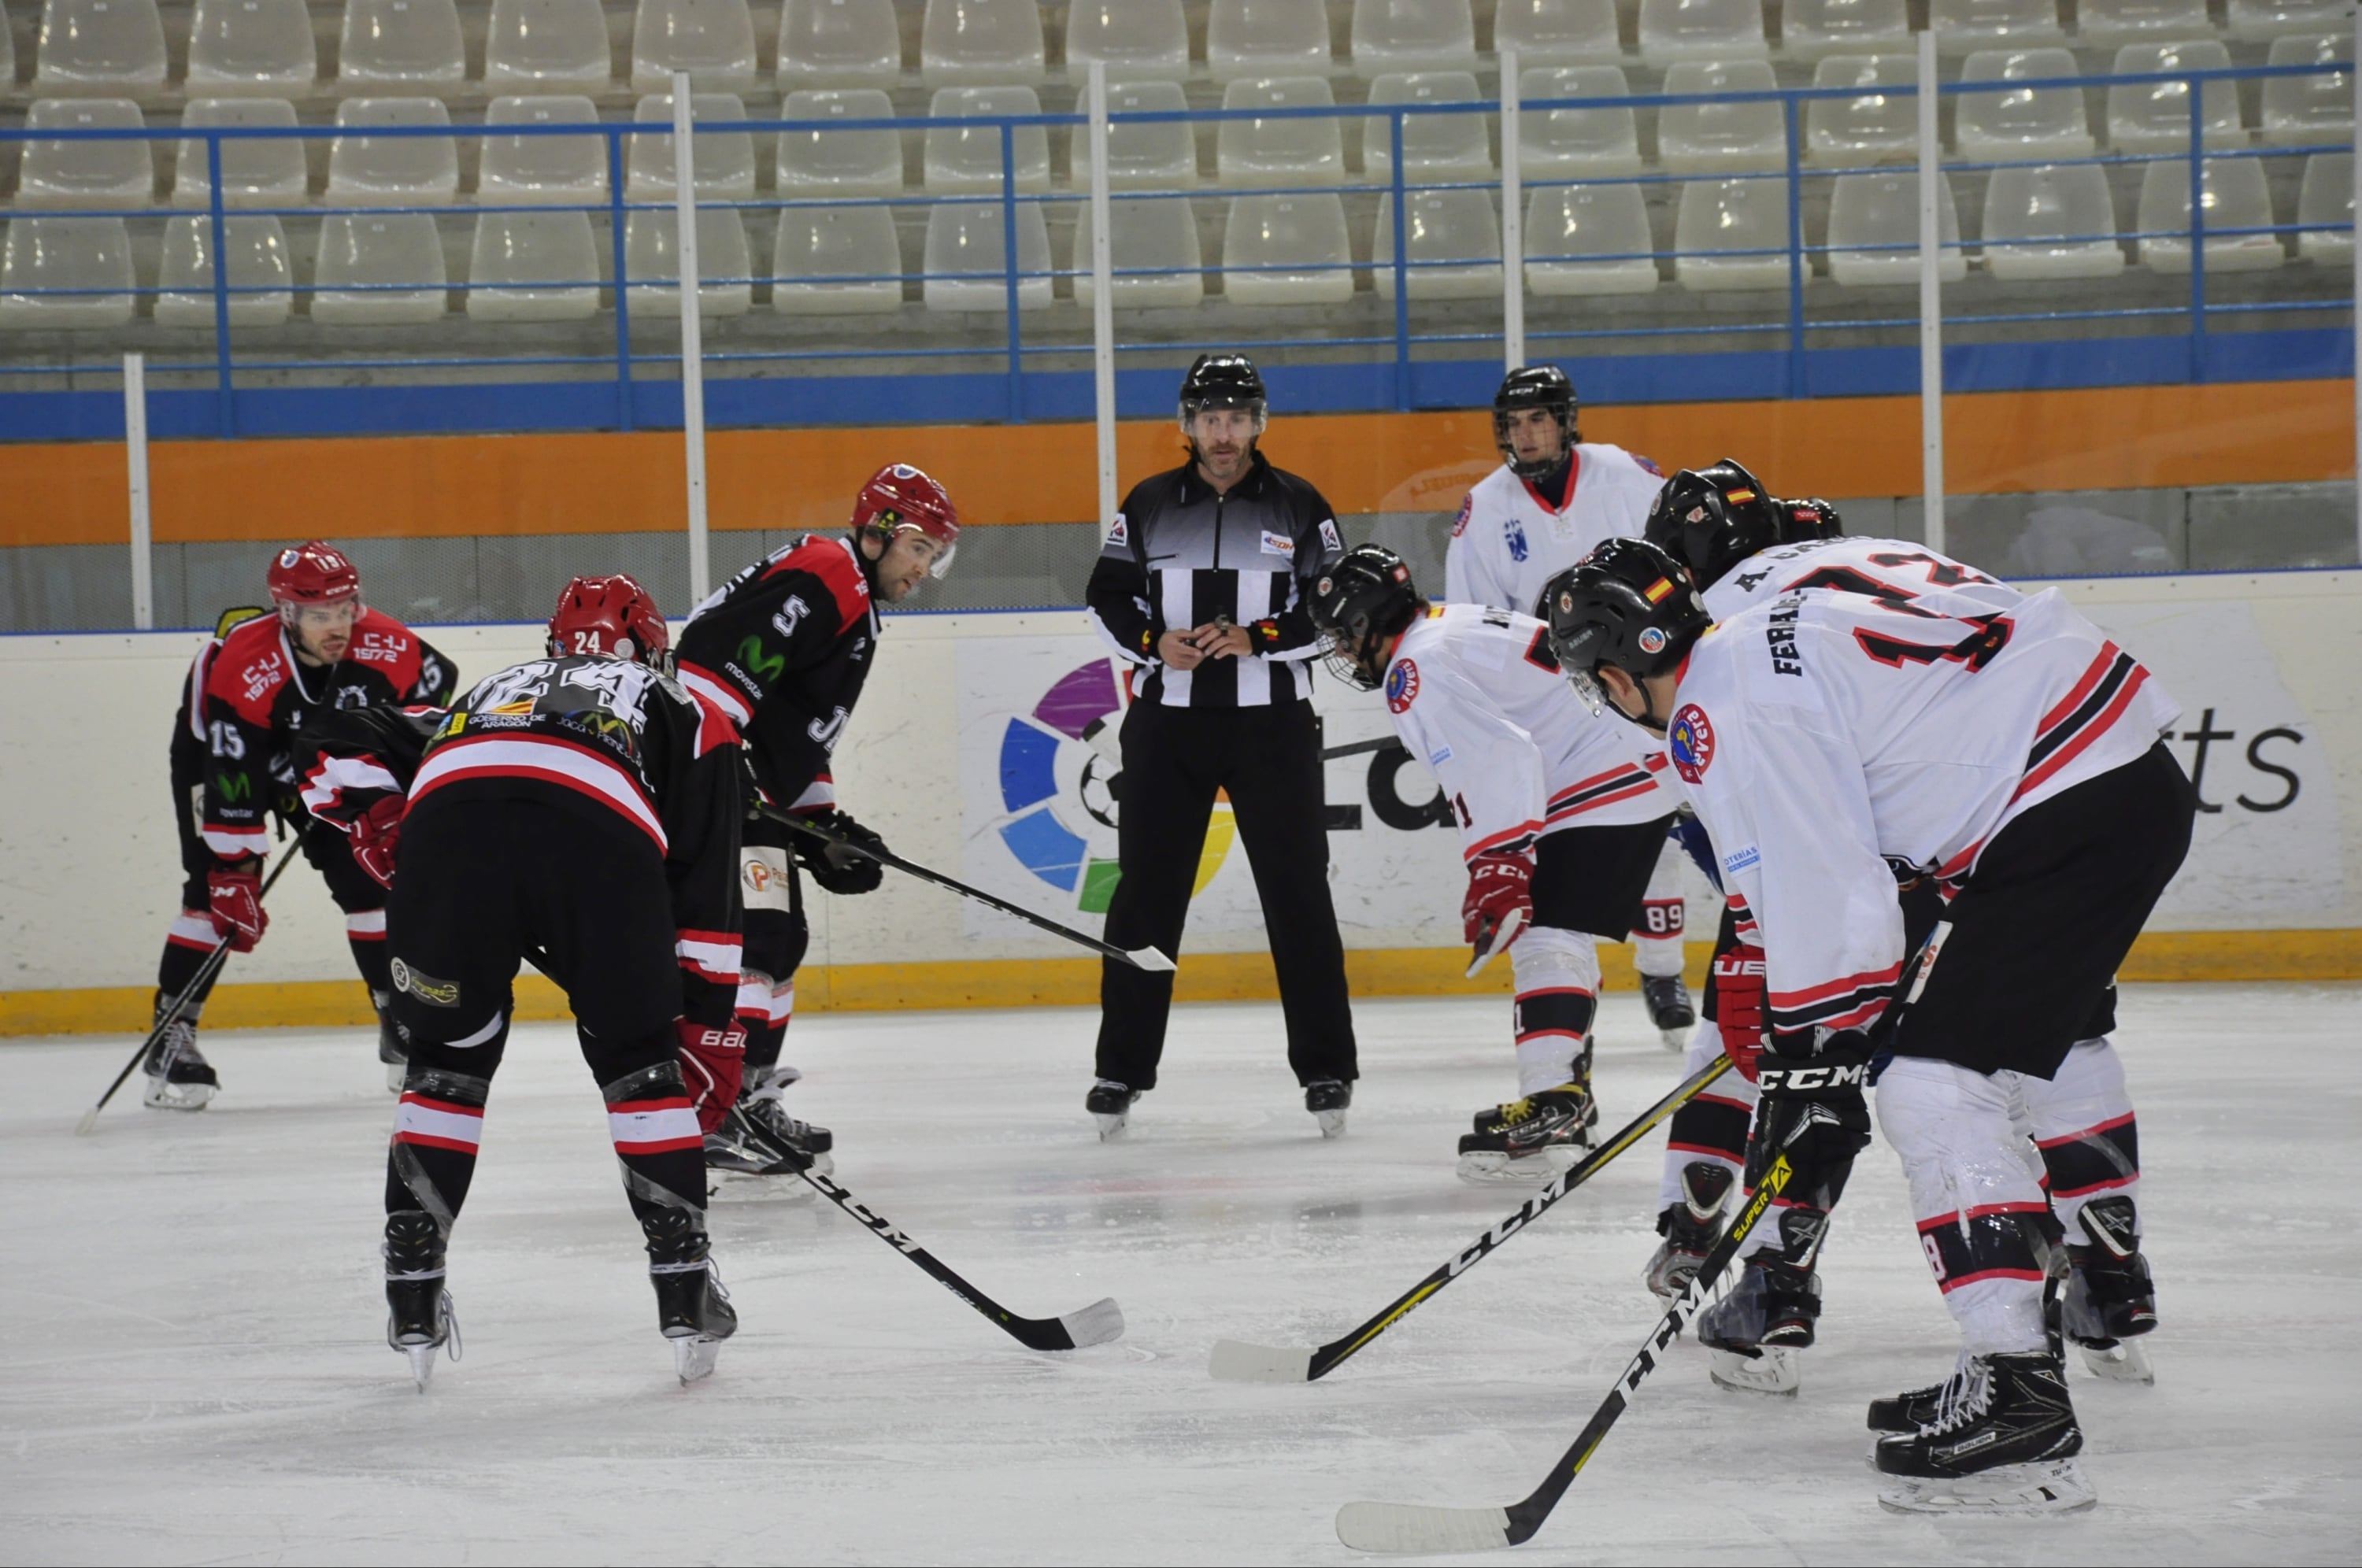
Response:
[1082,353,1359,1141]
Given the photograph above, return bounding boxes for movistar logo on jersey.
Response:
[216,774,251,802]
[736,636,785,683]
[1505,516,1530,564]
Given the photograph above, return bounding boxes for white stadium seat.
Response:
[772,202,905,311]
[328,97,461,203]
[1524,181,1659,293]
[1673,176,1793,289]
[312,212,450,322]
[628,91,758,196]
[777,0,903,90]
[2226,0,2348,41]
[2296,151,2353,263]
[1953,48,2096,161]
[1806,54,1916,163]
[1362,70,1490,182]
[1069,80,1199,189]
[1516,65,1641,179]
[1825,169,1966,283]
[2135,156,2284,272]
[1657,58,1786,174]
[1216,76,1345,186]
[479,94,609,198]
[1349,0,1477,76]
[624,91,757,316]
[1780,0,1910,62]
[1637,0,1768,67]
[0,216,136,324]
[924,86,1051,193]
[1205,0,1333,85]
[1064,0,1191,83]
[31,0,168,94]
[1072,195,1205,306]
[156,213,291,324]
[1980,161,2124,278]
[1372,187,1501,298]
[483,0,614,90]
[777,88,905,196]
[1491,0,1622,68]
[184,0,319,94]
[0,2,14,86]
[630,0,758,92]
[174,98,307,207]
[2073,0,2209,46]
[337,0,468,89]
[468,209,602,318]
[1928,0,2064,52]
[19,98,153,206]
[2107,41,2243,154]
[920,0,1046,87]
[2260,34,2352,147]
[921,199,1054,308]
[1221,192,1353,301]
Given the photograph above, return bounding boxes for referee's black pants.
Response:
[1095,697,1357,1091]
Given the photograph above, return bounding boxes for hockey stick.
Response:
[782,1148,1125,1352]
[760,805,1175,972]
[1210,1053,1733,1384]
[1334,1150,1795,1553]
[1320,736,1404,763]
[1462,906,1527,980]
[75,841,304,1137]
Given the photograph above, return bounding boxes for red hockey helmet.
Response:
[547,574,672,668]
[850,463,960,579]
[267,541,361,611]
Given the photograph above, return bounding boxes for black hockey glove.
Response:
[1746,1027,1874,1207]
[795,808,887,897]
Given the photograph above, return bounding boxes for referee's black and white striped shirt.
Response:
[1085,452,1346,708]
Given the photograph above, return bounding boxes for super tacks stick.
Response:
[75,840,303,1136]
[1210,1054,1733,1383]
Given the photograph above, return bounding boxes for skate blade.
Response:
[2078,1337,2154,1385]
[142,1080,217,1111]
[1314,1109,1348,1139]
[1658,1025,1693,1052]
[672,1333,724,1385]
[1094,1112,1128,1141]
[1709,1344,1801,1396]
[402,1342,439,1392]
[384,1061,408,1094]
[1455,1146,1579,1186]
[1876,1457,2097,1515]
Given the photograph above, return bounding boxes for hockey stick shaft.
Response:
[787,1155,1124,1352]
[75,841,303,1135]
[760,805,1174,971]
[1212,1054,1732,1384]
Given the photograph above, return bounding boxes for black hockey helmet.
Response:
[1543,538,1711,726]
[1492,365,1579,478]
[1781,497,1845,542]
[1179,353,1268,433]
[1641,459,1785,590]
[1309,544,1422,692]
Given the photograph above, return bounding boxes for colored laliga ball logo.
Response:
[1385,659,1420,714]
[1637,627,1668,656]
[1668,703,1715,785]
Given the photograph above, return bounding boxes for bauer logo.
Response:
[1385,659,1420,714]
[1668,704,1714,784]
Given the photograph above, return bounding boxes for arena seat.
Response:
[1220,192,1354,301]
[1636,0,1769,68]
[1361,70,1491,181]
[0,216,136,324]
[1372,187,1501,297]
[157,213,292,324]
[184,0,319,94]
[772,202,905,310]
[1216,76,1345,185]
[1516,65,1641,179]
[336,0,468,90]
[777,88,905,195]
[2107,40,2243,153]
[1349,0,1478,76]
[1068,79,1199,188]
[1657,58,1786,174]
[328,97,461,203]
[31,0,168,94]
[312,210,450,321]
[1672,175,1793,288]
[483,0,614,90]
[921,198,1055,308]
[628,89,757,194]
[630,0,759,92]
[1072,194,1206,305]
[924,85,1052,192]
[1779,0,1910,62]
[2295,150,2353,263]
[1490,0,1623,68]
[1980,161,2125,278]
[1205,0,1333,85]
[18,98,154,206]
[1523,180,1658,292]
[470,94,605,321]
[1826,169,1966,283]
[2073,0,2210,46]
[0,6,14,87]
[1928,0,2064,52]
[2260,33,2352,147]
[1063,0,1191,83]
[1805,54,1916,162]
[776,0,903,87]
[479,93,609,198]
[623,91,756,315]
[920,0,1047,87]
[2135,155,2284,272]
[1954,48,2097,161]
[173,98,308,207]
[2226,0,2347,41]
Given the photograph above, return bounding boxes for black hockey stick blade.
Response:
[790,1159,1125,1351]
[75,841,303,1137]
[761,806,1174,971]
[1335,1152,1796,1553]
[1209,1055,1732,1384]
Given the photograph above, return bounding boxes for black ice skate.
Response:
[1696,1254,1820,1396]
[642,1208,736,1384]
[2063,1196,2157,1385]
[1457,1085,1596,1185]
[704,1067,835,1181]
[374,992,407,1095]
[383,1209,461,1391]
[1087,1079,1141,1141]
[1873,1350,2095,1514]
[141,1000,219,1111]
[1305,1078,1351,1139]
[1639,973,1696,1051]
[1645,1161,1736,1301]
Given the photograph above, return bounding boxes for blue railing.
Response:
[0,52,2352,438]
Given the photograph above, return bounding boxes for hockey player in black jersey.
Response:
[674,462,961,1179]
[299,575,747,1386]
[147,541,456,1111]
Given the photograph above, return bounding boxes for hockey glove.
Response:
[1707,941,1768,1081]
[1746,1027,1874,1204]
[349,796,405,890]
[206,864,269,952]
[797,808,887,897]
[676,1019,748,1134]
[1462,853,1535,952]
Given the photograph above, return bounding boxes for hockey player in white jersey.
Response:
[1309,545,1677,1182]
[1442,366,1697,1047]
[1641,460,2166,1391]
[1547,538,2194,1514]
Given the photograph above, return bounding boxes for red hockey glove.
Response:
[676,1020,748,1134]
[206,864,268,952]
[1709,941,1768,1082]
[1462,853,1535,949]
[350,796,405,890]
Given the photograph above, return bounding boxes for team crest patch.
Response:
[1668,704,1715,785]
[1106,513,1128,548]
[1637,627,1668,655]
[1386,660,1420,714]
[1637,455,1664,477]
[1319,518,1344,554]
[1451,494,1473,538]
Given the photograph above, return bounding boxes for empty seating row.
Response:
[5,0,2354,104]
[6,151,2345,327]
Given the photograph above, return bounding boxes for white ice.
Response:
[4,984,2357,1565]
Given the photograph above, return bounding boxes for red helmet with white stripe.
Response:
[547,574,672,668]
[850,463,960,579]
[268,541,361,612]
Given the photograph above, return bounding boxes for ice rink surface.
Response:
[3,984,2358,1566]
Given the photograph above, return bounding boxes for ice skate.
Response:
[1086,1079,1140,1140]
[1457,1085,1595,1184]
[1639,973,1695,1051]
[1874,1351,2095,1514]
[643,1208,736,1385]
[1645,1162,1735,1300]
[383,1209,460,1392]
[376,998,408,1095]
[1697,1256,1819,1396]
[2063,1196,2157,1385]
[141,1005,218,1111]
[705,1066,835,1182]
[1305,1078,1351,1138]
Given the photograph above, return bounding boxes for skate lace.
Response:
[1925,1353,1994,1434]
